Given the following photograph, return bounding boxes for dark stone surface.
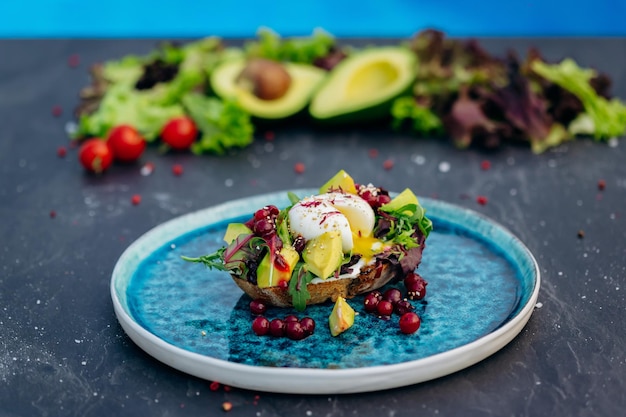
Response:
[0,38,624,417]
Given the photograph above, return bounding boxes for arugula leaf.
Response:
[288,263,314,311]
[182,93,255,154]
[181,249,227,270]
[182,234,265,278]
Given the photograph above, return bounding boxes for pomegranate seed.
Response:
[399,312,421,334]
[480,160,491,171]
[67,54,80,68]
[300,317,316,335]
[251,316,270,336]
[51,105,63,117]
[284,315,299,323]
[249,299,267,315]
[269,318,285,337]
[383,288,403,305]
[278,280,289,290]
[223,385,232,392]
[476,195,488,205]
[383,159,394,171]
[363,292,381,313]
[209,381,220,391]
[577,230,585,239]
[57,146,67,158]
[294,162,305,174]
[172,164,183,176]
[598,179,606,190]
[222,401,233,412]
[131,194,142,206]
[368,148,379,158]
[285,321,306,340]
[376,300,394,317]
[394,300,415,315]
[404,272,427,300]
[49,210,57,219]
[264,131,275,141]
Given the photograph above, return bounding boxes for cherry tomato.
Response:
[107,125,146,162]
[161,117,198,150]
[78,139,114,173]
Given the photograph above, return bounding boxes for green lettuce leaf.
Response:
[245,27,335,64]
[181,92,254,154]
[75,84,184,140]
[531,58,626,140]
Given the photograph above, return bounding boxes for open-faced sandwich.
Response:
[183,170,432,315]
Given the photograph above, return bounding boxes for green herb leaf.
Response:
[182,93,255,154]
[288,263,313,311]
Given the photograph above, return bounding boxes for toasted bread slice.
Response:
[231,260,401,307]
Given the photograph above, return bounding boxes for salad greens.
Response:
[531,58,626,140]
[181,93,254,154]
[73,28,624,155]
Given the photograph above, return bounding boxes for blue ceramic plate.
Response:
[111,190,540,394]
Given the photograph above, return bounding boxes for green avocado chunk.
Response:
[329,296,355,337]
[309,46,416,124]
[302,231,343,279]
[210,58,326,120]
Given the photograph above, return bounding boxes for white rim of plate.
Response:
[110,190,541,394]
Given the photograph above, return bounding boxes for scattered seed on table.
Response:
[67,54,80,68]
[209,381,220,391]
[598,179,606,190]
[264,131,275,141]
[131,194,142,205]
[480,160,491,170]
[140,162,154,176]
[383,159,394,170]
[476,195,488,205]
[57,146,67,158]
[577,230,585,239]
[222,401,233,412]
[172,164,183,176]
[294,162,305,174]
[51,105,63,117]
[368,148,379,158]
[49,210,57,219]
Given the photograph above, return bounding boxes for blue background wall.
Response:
[1,1,624,38]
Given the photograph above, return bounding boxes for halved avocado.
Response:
[309,47,416,124]
[210,58,326,120]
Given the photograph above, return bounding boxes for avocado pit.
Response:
[236,58,292,101]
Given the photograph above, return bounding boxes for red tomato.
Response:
[78,139,114,173]
[161,117,198,150]
[107,125,146,162]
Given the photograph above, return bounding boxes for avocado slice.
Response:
[256,245,300,288]
[329,296,355,337]
[223,222,253,244]
[380,188,420,215]
[309,47,416,124]
[210,58,326,120]
[319,169,358,194]
[302,231,343,279]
